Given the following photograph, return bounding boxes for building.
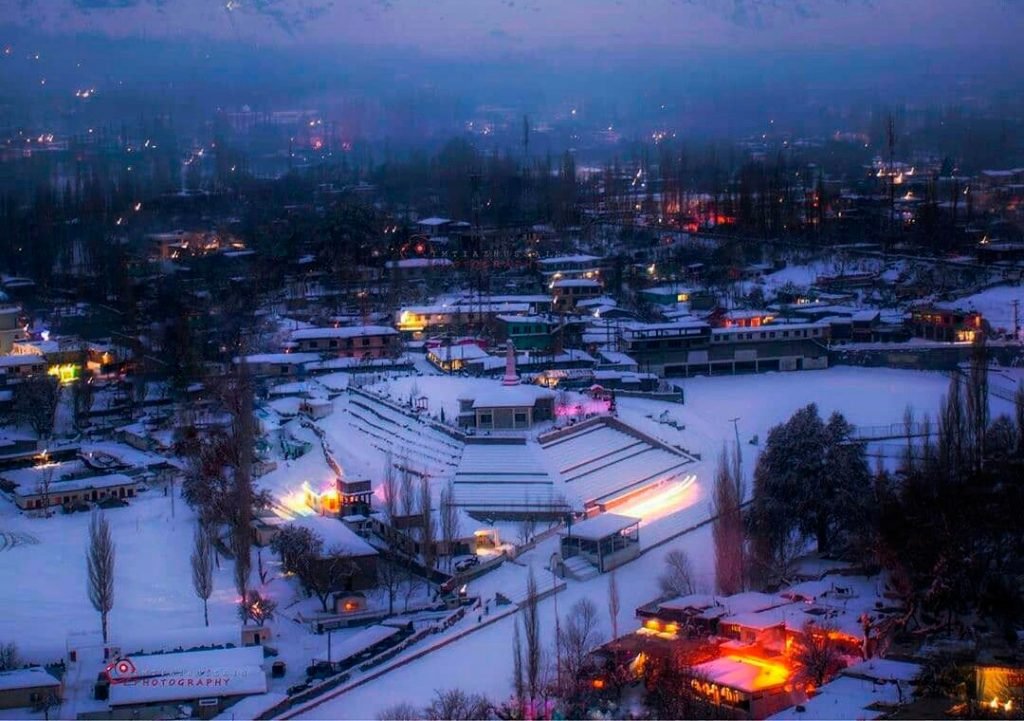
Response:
[384,257,454,281]
[622,320,830,375]
[10,472,139,511]
[290,326,400,359]
[0,353,47,382]
[105,645,266,719]
[494,315,559,351]
[427,342,490,373]
[909,305,983,342]
[552,279,603,311]
[537,254,604,280]
[0,294,27,354]
[0,667,62,710]
[234,353,318,378]
[559,513,640,574]
[457,386,556,430]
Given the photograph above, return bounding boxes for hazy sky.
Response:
[3,0,1021,58]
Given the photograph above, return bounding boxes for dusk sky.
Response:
[2,0,1021,58]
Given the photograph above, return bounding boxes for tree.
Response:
[382,449,398,522]
[271,525,323,574]
[299,548,359,612]
[86,509,116,643]
[438,480,460,570]
[377,558,410,616]
[399,461,415,517]
[423,688,491,720]
[419,477,436,571]
[658,549,696,598]
[558,598,603,700]
[0,642,19,671]
[607,570,621,640]
[512,620,526,717]
[966,339,989,470]
[796,621,844,688]
[376,702,420,721]
[190,524,215,627]
[14,374,60,438]
[35,467,54,518]
[711,444,745,595]
[238,590,277,627]
[522,568,542,706]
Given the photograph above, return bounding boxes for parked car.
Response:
[454,556,480,573]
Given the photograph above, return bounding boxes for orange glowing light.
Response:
[644,619,661,632]
[591,678,605,690]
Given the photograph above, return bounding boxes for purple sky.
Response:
[2,0,1021,57]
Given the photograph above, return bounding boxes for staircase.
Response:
[561,555,600,582]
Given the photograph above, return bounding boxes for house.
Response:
[9,472,139,511]
[0,667,62,710]
[427,342,490,373]
[908,305,983,342]
[638,285,694,307]
[283,514,379,591]
[234,353,318,378]
[494,315,559,352]
[290,326,400,359]
[537,254,604,280]
[551,278,603,311]
[457,386,556,430]
[0,353,47,382]
[0,295,27,354]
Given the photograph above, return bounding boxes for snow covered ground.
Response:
[937,282,1024,332]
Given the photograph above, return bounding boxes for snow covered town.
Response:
[1,4,1024,719]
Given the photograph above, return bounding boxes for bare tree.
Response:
[1015,382,1024,456]
[711,444,745,595]
[517,514,537,547]
[607,570,620,640]
[902,405,916,475]
[382,449,398,522]
[238,590,277,627]
[35,467,54,518]
[376,702,420,721]
[438,480,460,570]
[658,549,696,598]
[522,568,542,705]
[423,688,491,720]
[399,460,415,517]
[419,477,436,571]
[86,509,116,643]
[966,338,989,470]
[377,559,407,616]
[190,524,214,627]
[512,620,526,716]
[299,548,359,612]
[558,598,604,694]
[796,621,844,687]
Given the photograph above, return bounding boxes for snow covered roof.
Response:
[236,353,318,365]
[551,278,601,288]
[693,654,790,694]
[471,386,554,409]
[538,254,601,265]
[292,325,398,341]
[562,513,639,541]
[429,344,490,362]
[0,667,60,692]
[842,658,921,684]
[114,625,241,655]
[285,514,378,557]
[13,473,136,496]
[658,594,720,613]
[108,646,266,706]
[768,675,903,720]
[417,216,451,226]
[0,354,45,368]
[720,591,790,615]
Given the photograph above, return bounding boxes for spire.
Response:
[502,341,520,386]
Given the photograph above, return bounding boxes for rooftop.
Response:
[562,512,639,541]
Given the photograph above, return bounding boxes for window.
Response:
[480,413,493,426]
[362,338,370,346]
[514,412,527,424]
[329,340,337,348]
[309,340,318,349]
